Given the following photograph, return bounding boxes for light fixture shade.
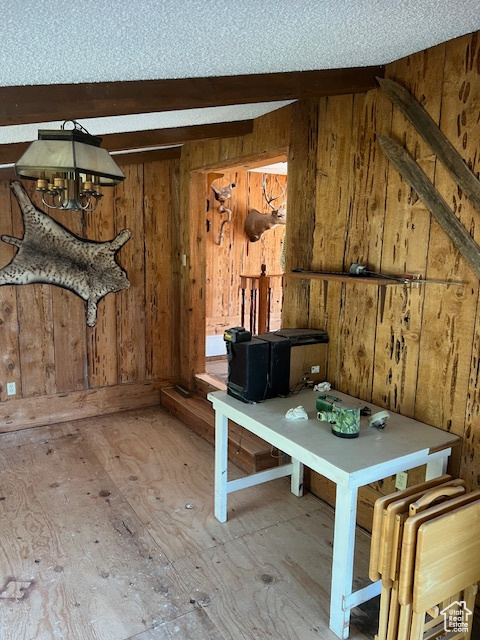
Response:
[15,127,125,185]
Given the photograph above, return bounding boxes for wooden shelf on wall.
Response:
[288,270,407,286]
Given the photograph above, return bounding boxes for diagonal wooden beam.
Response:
[0,120,254,164]
[0,66,384,126]
[377,76,480,213]
[378,135,480,279]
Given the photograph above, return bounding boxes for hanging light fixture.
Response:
[15,120,125,212]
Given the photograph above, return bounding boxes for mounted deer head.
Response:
[211,182,236,246]
[244,175,286,242]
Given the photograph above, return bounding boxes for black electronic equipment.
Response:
[275,328,328,345]
[223,326,251,343]
[224,326,329,403]
[225,337,269,403]
[257,332,291,398]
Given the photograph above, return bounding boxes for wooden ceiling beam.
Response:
[0,66,384,126]
[0,167,16,181]
[104,119,254,152]
[114,147,182,165]
[0,120,254,164]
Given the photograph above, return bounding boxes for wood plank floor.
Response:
[0,407,377,640]
[205,359,228,384]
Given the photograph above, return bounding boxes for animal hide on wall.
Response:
[0,181,131,327]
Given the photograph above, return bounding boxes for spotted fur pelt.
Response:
[0,181,131,327]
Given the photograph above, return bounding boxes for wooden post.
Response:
[267,286,272,331]
[250,286,255,334]
[240,276,246,328]
[258,264,269,335]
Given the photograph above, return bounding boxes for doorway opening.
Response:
[204,159,287,385]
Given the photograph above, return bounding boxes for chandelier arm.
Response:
[53,192,66,209]
[78,194,95,212]
[42,194,64,210]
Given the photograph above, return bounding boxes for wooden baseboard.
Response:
[0,380,174,433]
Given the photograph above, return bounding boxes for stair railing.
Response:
[240,264,283,334]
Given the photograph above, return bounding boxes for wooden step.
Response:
[160,387,280,475]
[194,372,226,399]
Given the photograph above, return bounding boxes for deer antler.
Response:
[262,174,287,211]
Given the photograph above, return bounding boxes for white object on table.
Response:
[314,381,332,392]
[285,405,308,420]
[208,388,458,640]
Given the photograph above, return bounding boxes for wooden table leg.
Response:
[409,611,425,640]
[376,584,391,640]
[463,583,478,640]
[386,583,400,640]
[397,602,412,640]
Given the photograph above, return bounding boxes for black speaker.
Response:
[227,338,269,403]
[257,332,291,398]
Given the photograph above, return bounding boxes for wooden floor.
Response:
[205,358,228,384]
[0,407,377,640]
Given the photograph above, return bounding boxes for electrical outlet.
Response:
[395,471,408,491]
[6,382,16,396]
[311,365,320,374]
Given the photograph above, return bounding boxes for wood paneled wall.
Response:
[0,158,181,431]
[283,32,480,505]
[7,30,477,514]
[206,172,286,336]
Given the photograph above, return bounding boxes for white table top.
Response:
[208,389,459,484]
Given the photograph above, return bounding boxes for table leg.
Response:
[425,452,449,480]
[214,411,228,523]
[291,459,304,497]
[330,485,358,639]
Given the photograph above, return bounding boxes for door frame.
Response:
[180,148,288,389]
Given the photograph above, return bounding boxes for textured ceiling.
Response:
[250,162,288,175]
[1,0,480,149]
[0,102,294,145]
[2,0,480,88]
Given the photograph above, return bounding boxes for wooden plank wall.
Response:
[206,172,286,336]
[283,32,480,517]
[178,106,291,386]
[0,158,181,431]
